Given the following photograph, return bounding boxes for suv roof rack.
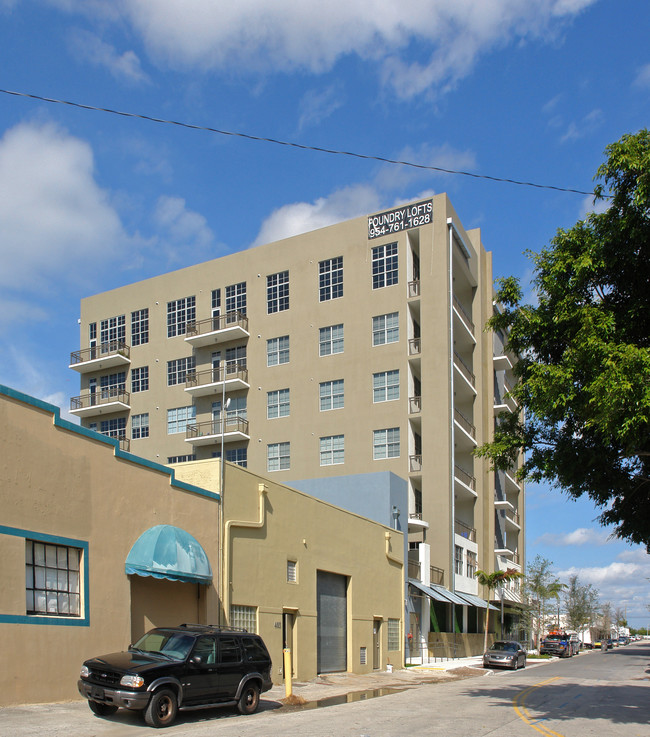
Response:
[178,623,249,633]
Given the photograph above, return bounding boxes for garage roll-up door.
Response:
[317,571,347,673]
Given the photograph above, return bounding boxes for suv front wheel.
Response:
[144,688,178,728]
[237,682,260,715]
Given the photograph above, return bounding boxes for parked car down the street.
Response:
[482,641,527,670]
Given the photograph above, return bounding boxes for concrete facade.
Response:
[0,386,403,706]
[69,194,525,648]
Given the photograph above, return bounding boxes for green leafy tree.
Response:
[525,555,565,649]
[563,575,600,638]
[475,568,523,652]
[477,130,650,548]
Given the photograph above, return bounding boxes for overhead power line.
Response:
[1,87,601,197]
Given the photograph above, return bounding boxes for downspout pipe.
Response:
[223,483,268,622]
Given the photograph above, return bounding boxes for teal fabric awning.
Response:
[125,525,212,584]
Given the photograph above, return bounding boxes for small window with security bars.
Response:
[287,560,297,583]
[26,540,81,617]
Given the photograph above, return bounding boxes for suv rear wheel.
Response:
[237,683,260,715]
[144,688,178,728]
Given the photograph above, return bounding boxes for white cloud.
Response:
[632,62,650,89]
[297,85,344,132]
[536,527,612,547]
[376,142,477,190]
[50,0,598,99]
[68,28,150,84]
[560,108,604,143]
[0,121,128,292]
[251,184,381,246]
[151,195,219,266]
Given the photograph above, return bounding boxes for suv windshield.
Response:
[131,629,195,660]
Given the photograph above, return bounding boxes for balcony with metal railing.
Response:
[184,364,250,397]
[408,337,421,356]
[184,311,249,347]
[69,387,130,417]
[452,294,475,339]
[409,396,422,414]
[185,416,250,446]
[408,280,420,298]
[454,519,476,542]
[453,408,477,447]
[453,351,476,391]
[69,341,130,373]
[409,454,422,473]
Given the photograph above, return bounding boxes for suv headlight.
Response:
[120,674,145,688]
[80,665,90,678]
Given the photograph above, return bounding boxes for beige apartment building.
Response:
[69,194,525,650]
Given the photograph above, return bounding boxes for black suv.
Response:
[78,624,273,728]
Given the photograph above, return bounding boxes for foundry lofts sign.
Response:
[368,199,433,239]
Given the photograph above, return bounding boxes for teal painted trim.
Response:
[0,525,90,628]
[0,384,220,502]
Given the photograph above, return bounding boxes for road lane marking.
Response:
[512,677,564,737]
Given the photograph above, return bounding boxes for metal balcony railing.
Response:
[186,416,249,440]
[185,364,249,388]
[454,408,476,439]
[70,387,130,411]
[452,295,475,334]
[430,566,444,586]
[453,351,475,387]
[186,311,248,337]
[408,280,420,298]
[454,465,476,490]
[409,396,422,414]
[409,337,421,356]
[454,519,476,542]
[409,455,422,472]
[69,341,130,366]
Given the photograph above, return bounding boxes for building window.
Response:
[100,417,126,438]
[373,370,400,403]
[167,454,196,464]
[213,447,248,468]
[211,288,221,316]
[167,356,196,386]
[320,435,344,466]
[131,309,149,346]
[287,560,297,583]
[319,324,344,356]
[131,366,149,393]
[319,379,344,411]
[267,442,290,471]
[89,323,97,343]
[230,604,257,633]
[267,270,289,314]
[267,389,290,419]
[373,312,399,346]
[226,282,247,316]
[267,335,290,366]
[167,406,196,434]
[132,413,149,440]
[319,257,343,301]
[214,396,247,422]
[372,242,398,289]
[167,296,196,338]
[466,550,477,579]
[225,345,247,371]
[26,540,81,617]
[373,427,400,460]
[454,545,464,576]
[100,372,126,397]
[100,315,125,344]
[387,619,400,651]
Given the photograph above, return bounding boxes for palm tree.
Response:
[475,568,523,652]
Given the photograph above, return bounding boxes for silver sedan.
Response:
[483,640,527,670]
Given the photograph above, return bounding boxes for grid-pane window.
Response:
[230,604,257,633]
[466,550,477,579]
[131,309,149,346]
[89,323,97,342]
[455,545,464,576]
[100,372,126,396]
[372,312,399,346]
[211,289,221,314]
[267,336,290,366]
[167,356,196,386]
[373,427,400,459]
[267,389,290,419]
[167,454,196,464]
[319,324,344,356]
[26,541,81,617]
[131,366,149,393]
[267,271,289,314]
[132,413,149,439]
[167,406,196,434]
[319,379,344,411]
[320,435,344,466]
[387,619,400,651]
[267,442,290,471]
[100,315,125,344]
[167,296,196,338]
[226,282,247,316]
[319,257,343,301]
[287,560,297,583]
[373,370,400,403]
[225,345,247,371]
[100,417,126,438]
[372,242,398,289]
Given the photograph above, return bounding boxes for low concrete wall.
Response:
[428,632,490,659]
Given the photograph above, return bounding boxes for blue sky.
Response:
[0,0,648,629]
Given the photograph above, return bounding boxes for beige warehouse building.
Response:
[0,385,404,706]
[69,193,525,652]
